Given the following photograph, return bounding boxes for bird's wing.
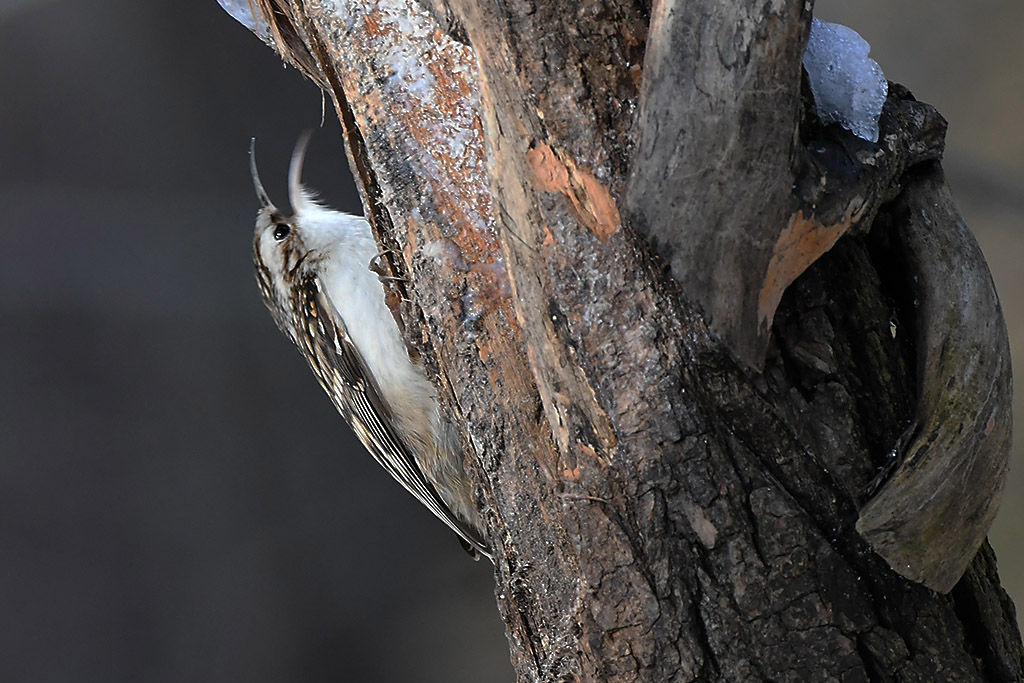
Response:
[291,275,490,558]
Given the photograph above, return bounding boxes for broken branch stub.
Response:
[856,165,1013,593]
[626,7,1009,591]
[626,0,810,369]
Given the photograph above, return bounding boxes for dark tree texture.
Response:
[244,0,1020,680]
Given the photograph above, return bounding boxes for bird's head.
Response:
[250,132,323,340]
[250,133,372,344]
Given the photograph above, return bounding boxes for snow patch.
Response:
[803,18,888,143]
[216,0,272,40]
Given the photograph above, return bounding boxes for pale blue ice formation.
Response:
[216,0,272,40]
[803,19,888,143]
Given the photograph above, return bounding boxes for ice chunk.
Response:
[216,0,272,40]
[803,18,888,143]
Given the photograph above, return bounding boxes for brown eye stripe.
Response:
[253,243,274,287]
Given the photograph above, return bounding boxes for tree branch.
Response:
[236,0,1021,679]
[626,0,809,367]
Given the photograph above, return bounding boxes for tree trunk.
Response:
[244,0,1021,679]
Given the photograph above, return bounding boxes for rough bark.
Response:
[243,0,1020,680]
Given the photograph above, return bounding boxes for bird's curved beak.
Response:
[249,137,276,211]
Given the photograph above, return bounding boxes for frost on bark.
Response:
[243,0,1019,680]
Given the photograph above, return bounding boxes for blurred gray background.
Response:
[0,1,1019,681]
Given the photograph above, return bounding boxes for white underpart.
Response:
[803,18,888,143]
[325,242,437,433]
[295,200,481,526]
[297,201,438,442]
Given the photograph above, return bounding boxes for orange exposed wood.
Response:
[758,207,860,332]
[526,142,622,242]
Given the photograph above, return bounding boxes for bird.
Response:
[249,132,490,559]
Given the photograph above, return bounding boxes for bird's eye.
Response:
[273,223,291,241]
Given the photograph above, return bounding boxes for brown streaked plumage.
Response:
[250,135,490,559]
